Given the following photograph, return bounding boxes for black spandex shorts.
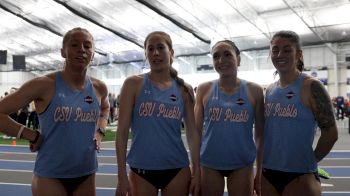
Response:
[262,168,320,194]
[57,174,92,193]
[216,169,235,177]
[130,167,182,189]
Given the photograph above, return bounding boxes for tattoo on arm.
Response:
[311,81,336,131]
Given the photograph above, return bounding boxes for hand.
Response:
[254,173,262,196]
[94,131,103,153]
[116,175,131,196]
[29,134,43,152]
[189,171,201,196]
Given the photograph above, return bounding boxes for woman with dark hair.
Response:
[116,31,200,196]
[195,40,264,196]
[262,30,338,196]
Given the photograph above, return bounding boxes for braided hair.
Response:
[144,31,194,103]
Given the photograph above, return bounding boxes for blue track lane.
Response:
[0,145,349,195]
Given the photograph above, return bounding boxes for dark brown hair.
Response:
[271,30,304,72]
[144,31,194,103]
[212,40,240,56]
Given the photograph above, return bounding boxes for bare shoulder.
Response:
[3,73,57,113]
[183,82,194,91]
[119,74,145,99]
[246,81,263,94]
[245,80,264,106]
[303,75,323,88]
[195,81,215,105]
[302,75,326,100]
[32,72,55,84]
[90,76,106,88]
[90,76,108,96]
[123,74,144,88]
[23,73,56,95]
[197,80,214,94]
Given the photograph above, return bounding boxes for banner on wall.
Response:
[304,70,328,85]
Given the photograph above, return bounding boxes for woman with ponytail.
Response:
[116,31,200,196]
[262,30,338,196]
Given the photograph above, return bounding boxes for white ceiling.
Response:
[0,0,349,71]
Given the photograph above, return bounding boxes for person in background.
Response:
[108,93,116,124]
[0,27,109,196]
[27,101,39,130]
[195,40,264,196]
[114,94,120,120]
[8,88,19,123]
[17,104,29,126]
[116,31,200,196]
[262,30,338,196]
[335,95,345,120]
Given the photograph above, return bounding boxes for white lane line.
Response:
[324,158,350,160]
[0,152,35,155]
[0,169,32,172]
[330,177,350,179]
[319,166,350,168]
[322,191,350,193]
[321,183,334,187]
[0,169,118,176]
[0,182,116,189]
[0,152,117,158]
[0,159,34,163]
[0,182,31,186]
[0,159,118,166]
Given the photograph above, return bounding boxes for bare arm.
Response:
[183,84,200,173]
[250,84,265,175]
[194,85,204,150]
[0,76,53,143]
[116,78,136,175]
[310,80,338,162]
[183,83,201,195]
[115,76,142,195]
[246,82,264,196]
[92,79,110,151]
[194,82,212,141]
[93,79,110,129]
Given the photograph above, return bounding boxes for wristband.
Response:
[30,130,40,144]
[16,125,25,139]
[97,127,106,136]
[99,114,108,121]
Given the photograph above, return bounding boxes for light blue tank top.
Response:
[263,73,317,173]
[201,79,256,170]
[127,74,189,169]
[34,72,100,178]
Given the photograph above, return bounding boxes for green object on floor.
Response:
[318,167,330,179]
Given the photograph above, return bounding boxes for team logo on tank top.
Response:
[169,94,177,102]
[84,96,94,104]
[286,91,295,99]
[236,98,245,105]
